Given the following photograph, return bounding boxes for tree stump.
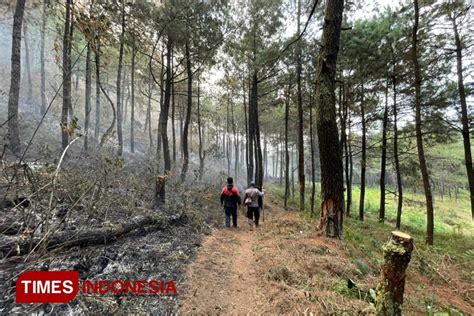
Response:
[376,231,413,316]
[154,176,166,208]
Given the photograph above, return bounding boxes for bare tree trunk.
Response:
[309,90,316,215]
[359,88,366,221]
[84,42,92,152]
[412,0,434,245]
[181,40,192,180]
[393,76,403,229]
[116,0,125,156]
[314,0,345,238]
[61,0,73,149]
[23,22,33,104]
[451,13,474,220]
[130,34,136,153]
[7,0,26,154]
[296,0,305,212]
[159,36,172,172]
[40,0,47,115]
[379,80,389,222]
[171,50,176,163]
[284,79,290,209]
[94,32,101,142]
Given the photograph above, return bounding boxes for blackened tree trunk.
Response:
[61,0,73,149]
[296,0,305,212]
[116,0,125,156]
[247,73,256,185]
[314,0,345,238]
[451,13,474,220]
[130,34,136,153]
[40,0,47,115]
[379,81,389,222]
[84,42,92,152]
[393,76,403,229]
[7,0,26,154]
[181,40,192,181]
[359,88,366,221]
[159,36,172,172]
[413,0,434,245]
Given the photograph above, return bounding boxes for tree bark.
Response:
[94,31,101,142]
[130,34,136,153]
[359,88,366,221]
[7,0,26,154]
[314,0,345,238]
[61,0,73,149]
[181,40,193,181]
[375,231,413,316]
[159,36,172,172]
[296,0,305,212]
[393,76,403,229]
[412,0,434,245]
[116,0,125,156]
[84,42,92,152]
[23,22,33,105]
[451,13,474,220]
[40,0,47,115]
[379,81,389,222]
[284,79,290,210]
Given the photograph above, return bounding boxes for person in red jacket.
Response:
[220,177,241,228]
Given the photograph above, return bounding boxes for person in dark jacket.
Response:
[220,177,241,228]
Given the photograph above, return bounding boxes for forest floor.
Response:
[179,194,474,315]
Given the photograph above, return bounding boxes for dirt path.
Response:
[179,201,281,315]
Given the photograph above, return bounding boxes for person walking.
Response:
[220,177,241,228]
[243,182,264,228]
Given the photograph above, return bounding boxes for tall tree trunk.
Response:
[344,85,351,216]
[171,49,176,163]
[116,0,125,156]
[94,31,101,142]
[393,76,403,229]
[181,40,192,180]
[314,0,344,238]
[451,14,474,220]
[379,80,389,222]
[61,0,73,149]
[359,88,366,221]
[310,90,316,215]
[7,0,26,154]
[159,36,172,172]
[130,34,136,153]
[84,42,92,152]
[197,79,205,179]
[413,0,434,245]
[247,73,256,185]
[242,76,250,182]
[296,0,305,212]
[284,79,290,210]
[147,71,153,150]
[40,0,47,115]
[23,22,33,105]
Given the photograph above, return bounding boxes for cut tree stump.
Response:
[376,231,413,316]
[0,214,182,258]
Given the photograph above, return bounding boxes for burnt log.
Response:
[0,214,181,258]
[375,231,414,316]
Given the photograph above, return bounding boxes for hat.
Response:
[227,177,234,184]
[249,181,256,187]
